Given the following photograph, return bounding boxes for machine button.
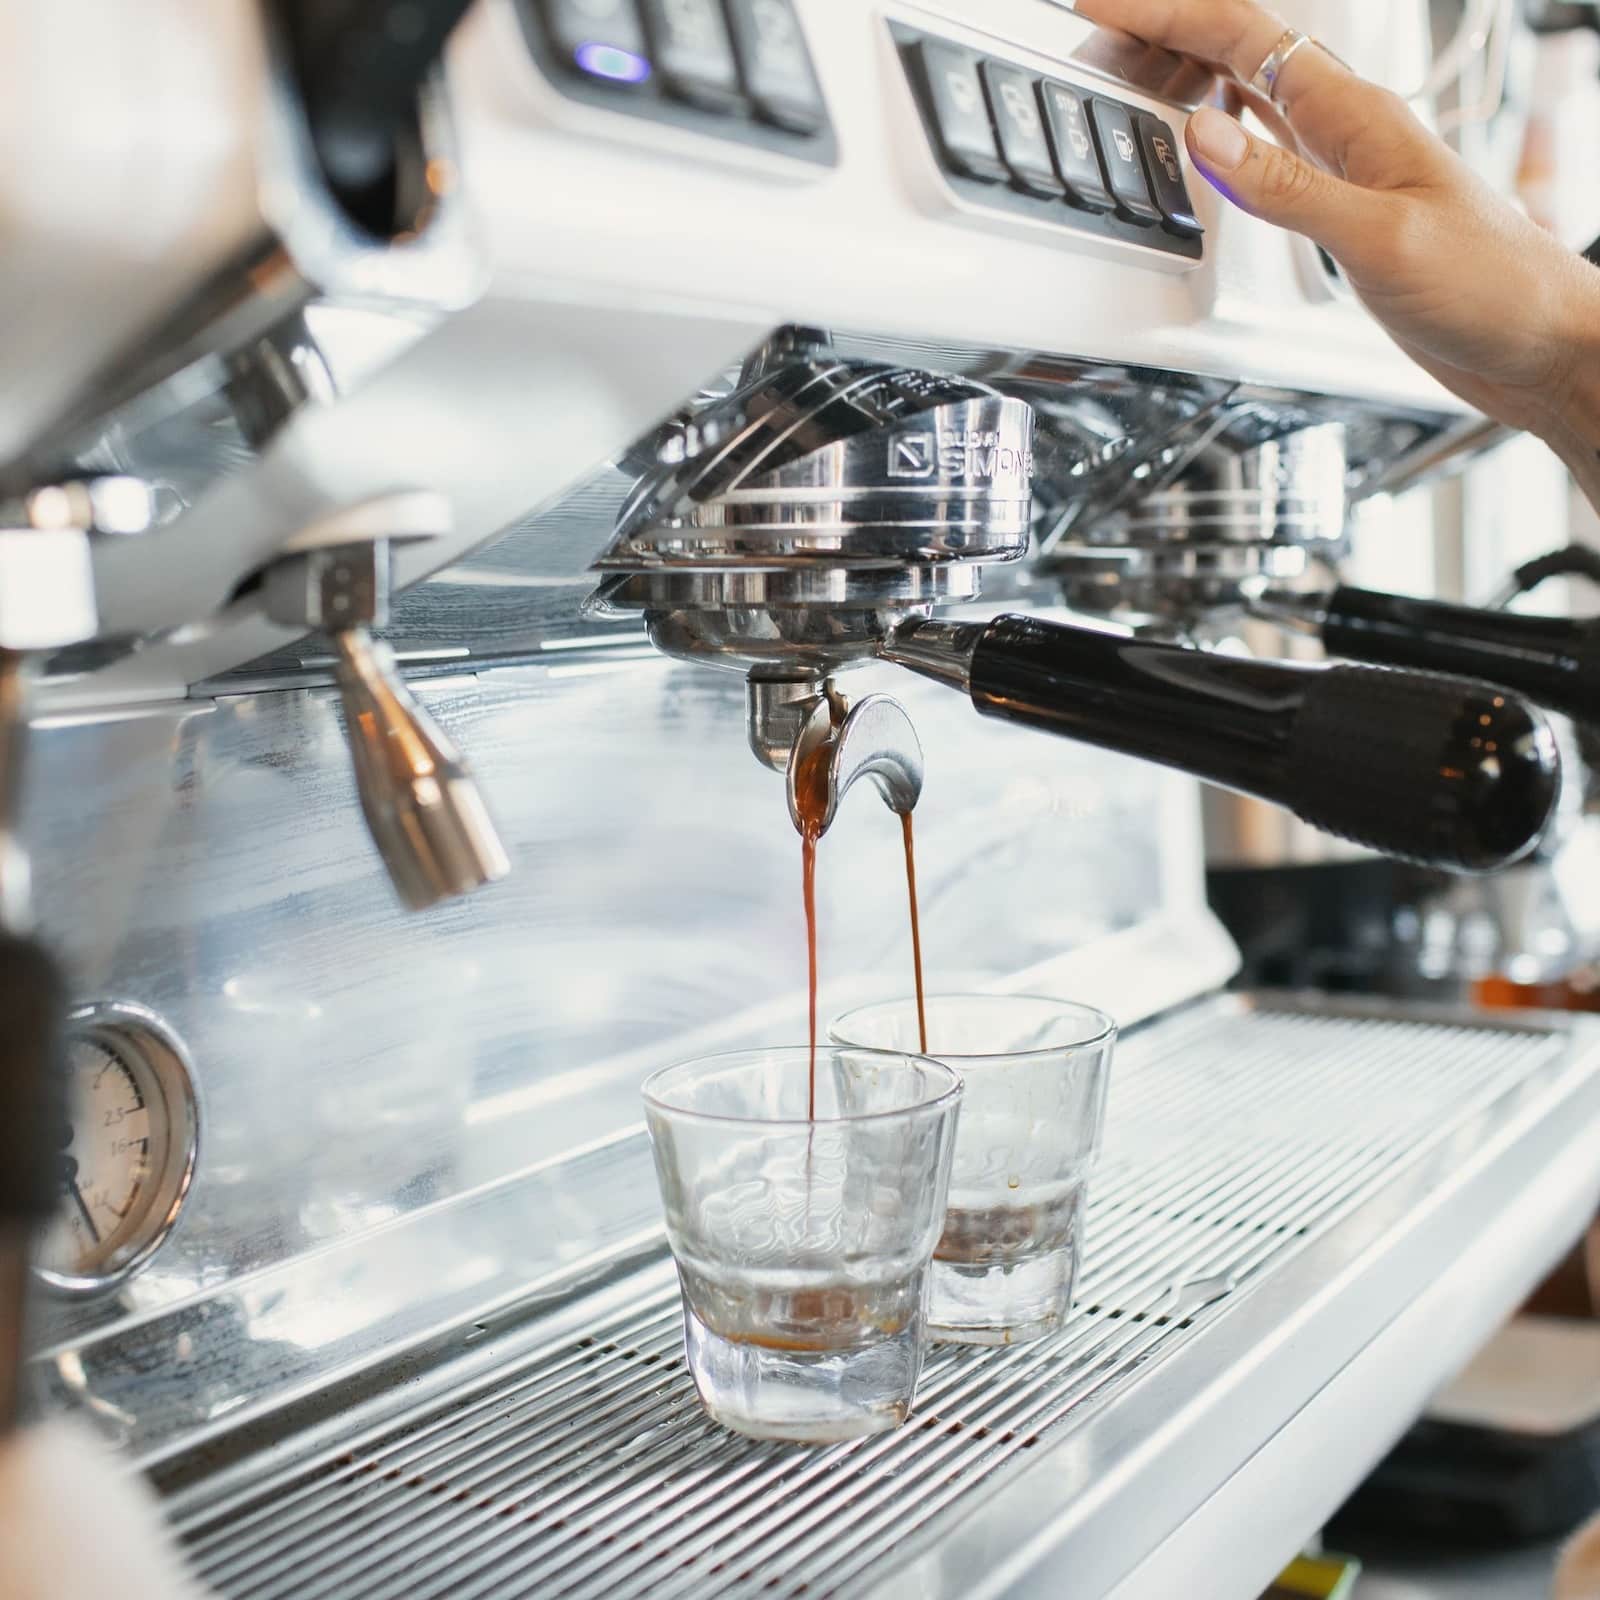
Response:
[978,62,1063,197]
[1137,112,1203,237]
[723,0,826,133]
[639,0,742,111]
[1039,80,1114,212]
[539,0,653,86]
[1088,98,1162,225]
[913,39,1007,183]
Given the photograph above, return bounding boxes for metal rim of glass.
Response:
[641,1045,963,1129]
[830,994,1118,1061]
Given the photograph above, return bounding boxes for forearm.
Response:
[1534,261,1600,516]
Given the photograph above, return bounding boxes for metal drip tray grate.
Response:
[170,999,1571,1600]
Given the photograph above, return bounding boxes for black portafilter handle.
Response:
[884,615,1560,873]
[1285,584,1600,728]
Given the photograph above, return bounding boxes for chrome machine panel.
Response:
[23,646,1218,1458]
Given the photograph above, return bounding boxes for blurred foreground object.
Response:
[0,1421,213,1599]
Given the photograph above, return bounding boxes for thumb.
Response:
[1186,105,1373,262]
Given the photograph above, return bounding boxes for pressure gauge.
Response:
[34,1003,200,1295]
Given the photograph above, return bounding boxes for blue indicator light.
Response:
[574,42,652,84]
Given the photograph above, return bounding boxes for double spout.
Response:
[747,678,923,837]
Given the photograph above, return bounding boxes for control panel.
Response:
[893,23,1203,262]
[516,0,836,162]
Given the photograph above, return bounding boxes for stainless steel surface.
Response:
[260,497,509,911]
[593,348,1035,680]
[10,51,481,508]
[21,648,1185,1453]
[1041,419,1352,627]
[167,344,1457,704]
[33,1003,201,1298]
[880,618,984,695]
[262,542,393,637]
[599,354,1035,576]
[786,690,924,834]
[1359,413,1515,503]
[329,630,511,911]
[745,676,823,774]
[0,657,33,933]
[147,996,1600,1600]
[1248,582,1334,636]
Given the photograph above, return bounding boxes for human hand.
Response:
[1074,0,1600,446]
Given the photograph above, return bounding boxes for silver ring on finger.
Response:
[1250,26,1313,106]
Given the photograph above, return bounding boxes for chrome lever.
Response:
[261,494,510,911]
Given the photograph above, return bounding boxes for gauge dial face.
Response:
[34,1008,198,1293]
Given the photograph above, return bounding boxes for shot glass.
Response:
[642,1046,962,1443]
[831,995,1115,1346]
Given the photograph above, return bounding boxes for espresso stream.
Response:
[792,742,928,1121]
[713,742,932,1358]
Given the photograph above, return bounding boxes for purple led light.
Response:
[574,41,652,84]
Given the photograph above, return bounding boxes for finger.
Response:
[1074,0,1299,87]
[1071,24,1190,90]
[1074,0,1420,173]
[1185,104,1387,265]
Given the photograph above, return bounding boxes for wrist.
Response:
[1529,254,1600,457]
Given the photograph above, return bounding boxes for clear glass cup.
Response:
[642,1046,962,1443]
[831,995,1116,1347]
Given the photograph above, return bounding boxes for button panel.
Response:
[1137,112,1203,237]
[1089,98,1162,226]
[914,40,1008,183]
[639,0,743,113]
[724,0,827,133]
[894,23,1203,262]
[518,0,835,164]
[980,62,1063,197]
[1040,81,1114,213]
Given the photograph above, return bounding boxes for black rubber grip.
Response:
[0,934,67,1223]
[1283,665,1558,871]
[965,613,1558,874]
[1322,584,1600,727]
[1509,545,1600,599]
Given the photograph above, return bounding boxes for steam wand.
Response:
[260,494,510,911]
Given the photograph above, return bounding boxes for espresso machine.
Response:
[6,3,1600,1598]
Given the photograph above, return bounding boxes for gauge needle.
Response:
[70,1182,101,1244]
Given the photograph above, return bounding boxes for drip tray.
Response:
[160,996,1600,1600]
